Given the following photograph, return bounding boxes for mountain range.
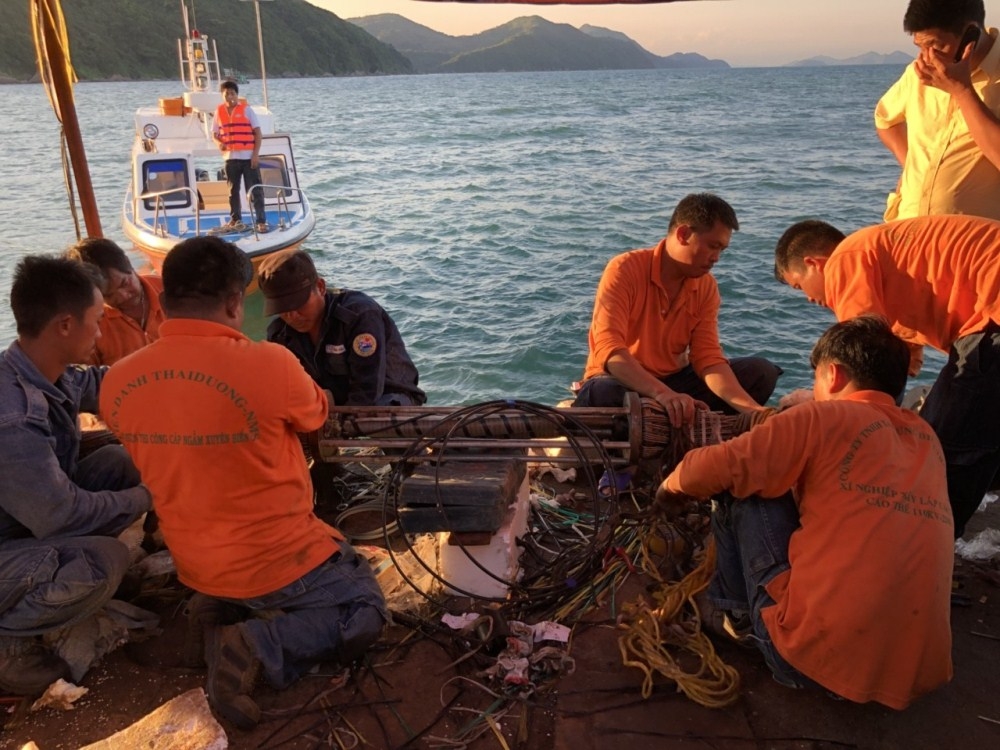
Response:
[1,1,913,84]
[349,14,730,74]
[786,51,914,67]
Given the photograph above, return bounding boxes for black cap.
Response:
[257,249,318,315]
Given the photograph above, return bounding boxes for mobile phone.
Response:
[955,25,981,62]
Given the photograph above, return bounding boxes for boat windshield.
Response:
[142,159,191,210]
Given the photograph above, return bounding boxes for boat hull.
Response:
[123,198,316,278]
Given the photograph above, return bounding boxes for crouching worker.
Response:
[101,237,388,729]
[0,256,151,696]
[656,316,953,709]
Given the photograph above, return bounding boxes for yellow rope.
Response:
[30,0,78,121]
[617,536,742,708]
[31,0,83,239]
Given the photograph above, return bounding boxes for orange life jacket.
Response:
[215,102,255,152]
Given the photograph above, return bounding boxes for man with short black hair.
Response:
[102,237,387,730]
[67,237,165,365]
[657,317,953,708]
[775,213,1000,537]
[213,79,267,232]
[0,255,151,696]
[573,193,781,428]
[876,0,1000,220]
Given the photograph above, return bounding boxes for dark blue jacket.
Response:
[267,289,425,406]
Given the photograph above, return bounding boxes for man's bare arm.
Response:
[877,122,908,167]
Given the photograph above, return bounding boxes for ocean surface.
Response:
[0,66,942,404]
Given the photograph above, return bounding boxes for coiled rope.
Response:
[617,536,741,707]
[614,403,773,708]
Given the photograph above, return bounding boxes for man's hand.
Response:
[914,46,973,96]
[654,483,705,520]
[778,389,814,409]
[653,389,708,429]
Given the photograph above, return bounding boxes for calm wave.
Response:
[0,66,937,404]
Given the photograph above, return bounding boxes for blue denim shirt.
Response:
[0,342,150,543]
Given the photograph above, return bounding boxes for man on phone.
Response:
[875,0,1000,221]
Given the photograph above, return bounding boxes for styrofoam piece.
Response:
[439,473,531,598]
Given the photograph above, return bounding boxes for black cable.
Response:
[381,399,622,615]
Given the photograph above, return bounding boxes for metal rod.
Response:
[320,438,632,464]
[253,0,268,109]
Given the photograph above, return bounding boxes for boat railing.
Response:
[248,183,308,235]
[136,186,201,238]
[128,183,308,240]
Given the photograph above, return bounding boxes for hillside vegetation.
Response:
[1,0,410,83]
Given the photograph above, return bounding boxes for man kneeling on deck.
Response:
[101,237,387,729]
[657,316,953,709]
[0,256,151,696]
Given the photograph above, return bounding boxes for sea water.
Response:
[0,66,937,404]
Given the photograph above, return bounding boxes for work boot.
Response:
[0,640,71,697]
[182,593,249,668]
[205,624,261,730]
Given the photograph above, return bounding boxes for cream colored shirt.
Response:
[875,28,1000,221]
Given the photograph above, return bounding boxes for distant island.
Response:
[349,14,730,74]
[785,51,914,67]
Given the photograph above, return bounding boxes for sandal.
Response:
[598,468,634,497]
[255,222,270,234]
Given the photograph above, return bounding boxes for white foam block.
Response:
[439,472,531,598]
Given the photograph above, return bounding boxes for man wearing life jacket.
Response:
[212,80,268,233]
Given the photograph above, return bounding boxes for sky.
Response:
[311,0,1000,68]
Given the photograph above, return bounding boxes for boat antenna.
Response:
[242,0,271,109]
[30,0,102,239]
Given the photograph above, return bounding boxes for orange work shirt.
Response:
[665,392,953,709]
[825,215,1000,352]
[89,275,166,366]
[582,239,728,381]
[101,318,339,599]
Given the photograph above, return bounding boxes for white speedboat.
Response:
[122,7,314,272]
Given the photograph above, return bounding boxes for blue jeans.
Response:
[224,544,388,689]
[0,445,138,637]
[225,158,265,225]
[572,357,782,411]
[919,321,1000,537]
[709,491,815,689]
